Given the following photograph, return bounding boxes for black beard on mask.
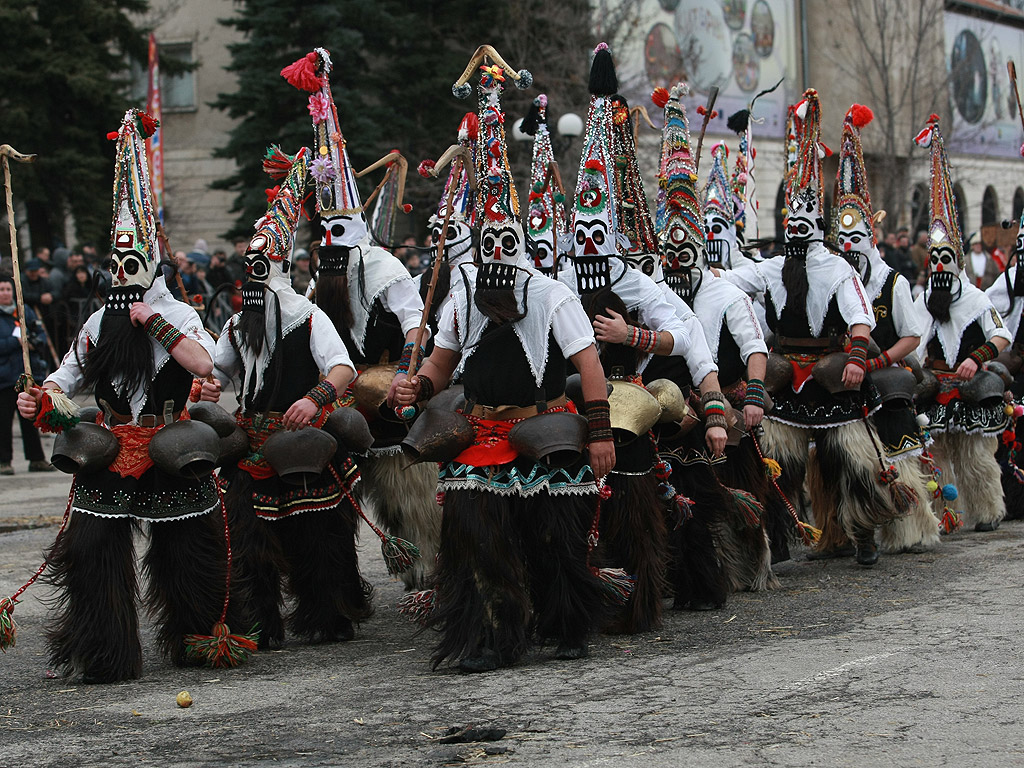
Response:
[238,282,268,355]
[475,287,527,325]
[81,311,154,398]
[317,245,351,277]
[782,242,810,309]
[926,285,953,323]
[1013,262,1024,297]
[314,273,355,334]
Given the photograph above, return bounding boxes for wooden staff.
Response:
[1008,60,1024,135]
[694,86,720,174]
[1,144,37,382]
[32,304,60,369]
[404,155,464,382]
[155,221,201,309]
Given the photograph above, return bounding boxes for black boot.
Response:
[855,532,879,567]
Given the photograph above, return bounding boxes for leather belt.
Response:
[467,395,568,421]
[928,360,953,372]
[775,334,843,351]
[102,399,180,427]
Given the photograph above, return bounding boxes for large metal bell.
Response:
[508,412,588,467]
[351,364,398,412]
[400,409,475,463]
[149,420,220,479]
[764,352,793,394]
[217,426,250,468]
[51,422,120,475]
[323,407,374,454]
[646,378,689,423]
[188,401,236,437]
[868,366,917,409]
[959,369,1006,408]
[262,427,338,485]
[608,380,662,445]
[811,353,858,396]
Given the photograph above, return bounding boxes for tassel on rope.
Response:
[749,431,818,545]
[585,484,636,606]
[730,487,764,527]
[397,589,436,626]
[861,407,915,516]
[336,471,420,576]
[18,375,80,433]
[1,479,76,651]
[940,506,962,535]
[183,479,258,667]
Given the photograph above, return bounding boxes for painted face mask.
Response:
[835,206,873,278]
[785,188,825,244]
[703,209,736,268]
[430,217,474,265]
[477,221,525,290]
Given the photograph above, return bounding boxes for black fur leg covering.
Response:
[519,493,608,649]
[274,501,374,643]
[428,490,531,669]
[143,510,230,666]
[815,424,897,537]
[223,471,285,649]
[759,420,812,562]
[44,511,142,683]
[599,473,668,633]
[667,462,729,609]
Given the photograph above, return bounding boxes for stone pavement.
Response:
[2,415,1023,767]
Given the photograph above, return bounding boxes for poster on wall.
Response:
[944,11,1024,157]
[605,0,798,138]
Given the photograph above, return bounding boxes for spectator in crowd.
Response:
[885,230,918,283]
[48,246,70,298]
[910,230,929,284]
[205,249,234,291]
[33,246,52,270]
[291,247,312,294]
[964,231,1002,290]
[21,258,55,318]
[0,277,52,475]
[226,236,248,283]
[170,249,199,301]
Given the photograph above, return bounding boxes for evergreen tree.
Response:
[214,0,595,242]
[0,0,168,256]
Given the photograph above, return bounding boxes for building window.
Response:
[130,42,196,113]
[982,185,998,226]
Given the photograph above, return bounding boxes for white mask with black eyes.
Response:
[573,217,617,259]
[480,222,524,266]
[244,232,279,286]
[624,251,659,280]
[785,189,825,243]
[109,226,159,290]
[529,236,555,272]
[1015,225,1024,262]
[836,210,872,259]
[430,217,473,265]
[319,212,368,249]
[703,210,736,267]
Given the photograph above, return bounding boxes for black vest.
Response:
[716,320,745,387]
[234,318,320,413]
[343,297,405,367]
[926,319,986,367]
[766,292,847,342]
[95,356,194,417]
[870,270,901,351]
[461,324,565,408]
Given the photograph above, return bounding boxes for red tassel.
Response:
[106,130,119,141]
[281,51,322,92]
[460,112,479,141]
[137,111,159,138]
[928,113,940,123]
[402,203,413,213]
[848,104,873,129]
[651,87,669,108]
[584,158,605,172]
[820,141,833,157]
[262,146,295,180]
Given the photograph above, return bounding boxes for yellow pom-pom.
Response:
[926,480,939,493]
[1006,404,1015,417]
[762,457,782,479]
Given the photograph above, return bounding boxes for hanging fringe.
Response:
[1,479,76,651]
[762,457,782,479]
[730,487,764,527]
[397,589,436,626]
[262,145,297,180]
[338,475,420,576]
[749,432,812,544]
[877,465,918,516]
[939,506,962,534]
[796,520,822,546]
[590,567,635,606]
[183,478,258,668]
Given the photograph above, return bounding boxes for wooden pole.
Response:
[405,155,463,379]
[694,87,720,174]
[1,146,38,383]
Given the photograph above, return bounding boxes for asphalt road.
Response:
[2,434,1024,767]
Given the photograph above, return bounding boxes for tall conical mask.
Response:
[282,48,368,254]
[832,104,877,276]
[451,46,532,291]
[107,108,161,313]
[242,146,310,312]
[425,112,479,268]
[784,89,828,247]
[914,114,963,295]
[654,82,705,304]
[609,93,660,279]
[523,95,568,275]
[703,142,737,268]
[569,43,623,295]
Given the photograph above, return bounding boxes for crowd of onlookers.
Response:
[872,226,1005,293]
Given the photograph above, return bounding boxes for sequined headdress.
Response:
[914,114,963,281]
[703,142,736,267]
[523,95,568,274]
[832,104,876,255]
[609,93,660,278]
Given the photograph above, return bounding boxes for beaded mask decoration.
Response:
[703,142,738,268]
[832,105,877,272]
[523,95,568,275]
[914,114,963,284]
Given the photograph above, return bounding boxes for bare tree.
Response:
[825,0,947,226]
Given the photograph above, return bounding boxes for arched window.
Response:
[910,183,929,238]
[1013,187,1024,223]
[982,185,998,226]
[952,183,968,246]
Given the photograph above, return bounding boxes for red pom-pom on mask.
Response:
[402,203,413,214]
[847,104,874,129]
[281,51,323,93]
[651,87,670,108]
[417,159,436,178]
